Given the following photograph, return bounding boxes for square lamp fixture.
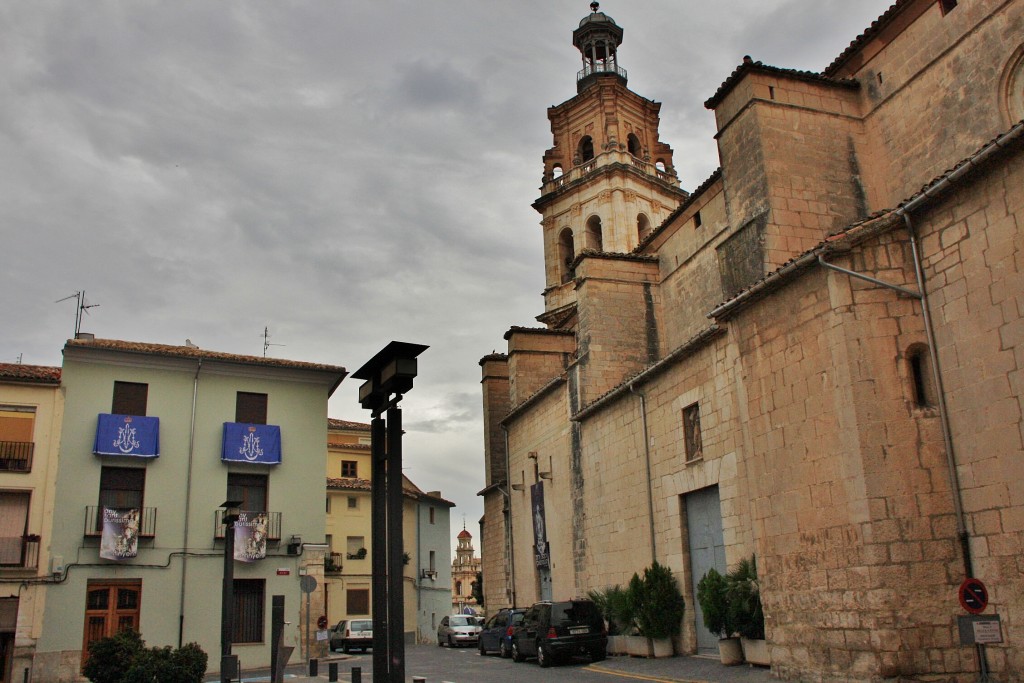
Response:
[353,341,429,412]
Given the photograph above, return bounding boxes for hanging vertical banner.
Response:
[531,482,550,569]
[234,511,269,562]
[99,508,140,560]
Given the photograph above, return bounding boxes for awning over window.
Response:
[94,414,160,458]
[222,423,281,465]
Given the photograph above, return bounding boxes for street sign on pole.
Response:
[958,578,988,614]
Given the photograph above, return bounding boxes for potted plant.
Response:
[728,556,767,666]
[628,561,685,658]
[696,568,742,665]
[588,585,633,655]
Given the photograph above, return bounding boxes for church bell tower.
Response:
[535,3,688,327]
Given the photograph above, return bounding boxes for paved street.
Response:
[215,643,772,683]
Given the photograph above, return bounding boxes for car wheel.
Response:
[478,641,487,656]
[499,640,510,658]
[591,646,607,662]
[537,642,552,668]
[437,635,444,647]
[511,640,525,663]
[448,634,455,648]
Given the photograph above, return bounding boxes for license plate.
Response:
[569,626,589,635]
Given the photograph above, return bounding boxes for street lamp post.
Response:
[353,342,428,683]
[220,499,243,683]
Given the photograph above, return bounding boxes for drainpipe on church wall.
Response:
[629,384,657,565]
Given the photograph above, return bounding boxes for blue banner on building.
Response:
[94,414,160,458]
[222,423,281,465]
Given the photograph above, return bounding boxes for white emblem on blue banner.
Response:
[113,421,142,454]
[240,430,264,461]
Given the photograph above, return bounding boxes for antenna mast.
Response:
[55,291,100,338]
[261,326,285,357]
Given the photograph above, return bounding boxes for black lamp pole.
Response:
[354,342,428,683]
[220,500,243,683]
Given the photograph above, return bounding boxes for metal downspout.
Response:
[900,212,973,577]
[501,425,516,607]
[178,358,202,648]
[629,384,657,563]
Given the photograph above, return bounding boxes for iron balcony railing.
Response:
[325,552,344,574]
[0,535,40,569]
[577,62,627,82]
[84,507,158,538]
[0,441,33,472]
[213,509,282,541]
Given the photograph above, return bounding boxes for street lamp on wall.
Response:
[220,499,243,683]
[353,341,427,683]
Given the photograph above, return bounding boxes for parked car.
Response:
[437,614,482,647]
[511,599,607,667]
[329,618,373,653]
[478,608,526,657]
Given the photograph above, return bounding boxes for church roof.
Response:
[457,528,472,539]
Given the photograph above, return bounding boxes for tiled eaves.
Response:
[634,168,723,254]
[326,477,454,506]
[501,375,567,427]
[503,326,575,342]
[478,353,509,366]
[824,1,909,77]
[704,58,859,110]
[328,418,370,431]
[329,442,371,451]
[571,325,725,422]
[707,118,1024,321]
[0,363,61,384]
[65,338,346,375]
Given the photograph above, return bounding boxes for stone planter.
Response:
[649,637,673,658]
[607,635,627,655]
[740,637,769,666]
[718,637,743,666]
[626,635,651,657]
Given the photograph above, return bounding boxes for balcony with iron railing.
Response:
[325,552,344,574]
[84,507,158,538]
[542,149,678,195]
[577,61,627,83]
[0,534,40,569]
[213,509,282,541]
[0,441,33,472]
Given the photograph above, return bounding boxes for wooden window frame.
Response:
[233,578,265,643]
[235,392,268,425]
[341,460,358,478]
[112,382,148,416]
[227,472,268,512]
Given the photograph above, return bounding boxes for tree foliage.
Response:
[84,630,207,683]
[628,561,686,640]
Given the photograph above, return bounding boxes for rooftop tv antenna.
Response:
[55,291,99,338]
[261,326,285,357]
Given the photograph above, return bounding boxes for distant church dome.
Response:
[579,11,617,28]
[457,528,472,539]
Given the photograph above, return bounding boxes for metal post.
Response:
[304,590,311,663]
[387,405,405,681]
[370,416,388,678]
[220,517,236,683]
[271,596,284,683]
[352,666,362,683]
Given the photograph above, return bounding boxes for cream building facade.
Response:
[480,2,1024,680]
[0,364,62,683]
[324,419,453,644]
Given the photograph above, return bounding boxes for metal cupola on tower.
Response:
[573,2,626,91]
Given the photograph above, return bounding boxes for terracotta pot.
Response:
[718,637,743,665]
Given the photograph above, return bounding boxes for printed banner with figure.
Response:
[99,507,140,560]
[531,482,550,569]
[234,511,269,562]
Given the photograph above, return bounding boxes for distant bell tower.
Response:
[534,3,688,328]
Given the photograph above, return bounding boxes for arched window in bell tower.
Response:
[627,133,642,158]
[655,160,667,173]
[578,136,595,163]
[585,215,603,252]
[637,213,652,243]
[558,228,575,283]
[552,164,564,178]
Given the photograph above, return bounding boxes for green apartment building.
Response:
[33,338,345,681]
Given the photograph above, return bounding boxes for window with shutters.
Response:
[341,460,357,478]
[81,580,141,667]
[346,588,370,615]
[235,392,268,425]
[227,473,268,512]
[112,382,148,416]
[0,405,35,472]
[233,579,265,643]
[0,491,29,566]
[96,467,145,534]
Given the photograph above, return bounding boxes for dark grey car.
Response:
[478,608,525,657]
[511,600,607,667]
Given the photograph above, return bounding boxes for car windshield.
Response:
[449,616,472,626]
[552,601,602,626]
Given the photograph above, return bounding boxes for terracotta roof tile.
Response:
[0,363,61,384]
[824,2,907,77]
[705,57,858,110]
[65,338,346,375]
[328,418,371,431]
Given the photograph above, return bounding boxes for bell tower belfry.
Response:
[534,3,688,326]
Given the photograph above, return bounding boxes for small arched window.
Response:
[906,344,937,408]
[456,581,463,596]
[552,164,563,178]
[558,228,575,284]
[655,160,667,173]
[637,213,652,243]
[586,215,603,252]
[627,133,642,158]
[578,136,595,163]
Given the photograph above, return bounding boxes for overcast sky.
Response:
[2,1,895,555]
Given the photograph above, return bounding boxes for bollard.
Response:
[328,662,338,682]
[351,666,361,683]
[308,658,318,676]
[412,677,426,682]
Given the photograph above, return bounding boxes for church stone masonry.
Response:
[479,1,1024,681]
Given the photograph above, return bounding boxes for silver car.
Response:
[437,614,481,647]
